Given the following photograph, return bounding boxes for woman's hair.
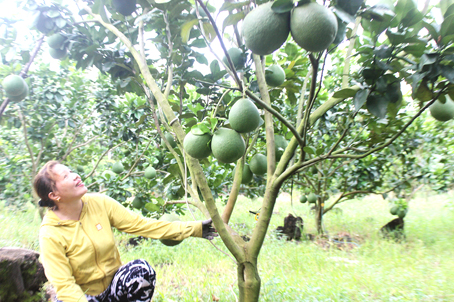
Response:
[33,160,60,207]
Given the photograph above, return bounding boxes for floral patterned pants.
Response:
[56,259,156,302]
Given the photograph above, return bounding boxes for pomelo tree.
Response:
[2,0,454,301]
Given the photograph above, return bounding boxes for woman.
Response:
[34,160,217,302]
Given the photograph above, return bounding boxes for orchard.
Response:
[1,0,454,301]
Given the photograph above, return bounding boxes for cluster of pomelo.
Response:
[300,192,317,204]
[242,2,338,56]
[389,200,408,219]
[2,74,29,102]
[47,33,68,60]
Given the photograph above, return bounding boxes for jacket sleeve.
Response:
[101,195,203,240]
[39,229,89,302]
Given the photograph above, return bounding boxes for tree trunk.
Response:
[315,202,323,234]
[237,260,261,302]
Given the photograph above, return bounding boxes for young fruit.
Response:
[112,162,124,174]
[265,65,285,87]
[429,97,454,121]
[211,128,246,163]
[144,166,157,179]
[249,154,267,175]
[2,75,27,97]
[183,132,212,159]
[299,195,307,203]
[229,98,261,133]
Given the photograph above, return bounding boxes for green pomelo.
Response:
[183,131,212,159]
[77,166,85,173]
[165,133,177,148]
[211,128,246,163]
[229,98,261,133]
[307,193,317,204]
[397,208,407,219]
[49,47,68,60]
[429,97,454,121]
[112,0,137,16]
[159,213,183,246]
[112,162,124,174]
[234,164,253,184]
[290,2,338,52]
[249,154,267,175]
[265,65,286,87]
[47,33,66,49]
[223,48,245,70]
[242,2,290,55]
[144,166,156,179]
[274,134,288,161]
[132,197,145,209]
[6,83,29,102]
[390,205,398,215]
[299,195,307,203]
[2,75,26,97]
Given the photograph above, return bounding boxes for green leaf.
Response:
[333,6,355,24]
[353,89,370,112]
[303,146,316,154]
[332,88,359,98]
[271,0,294,13]
[210,60,220,74]
[222,12,245,32]
[336,0,364,16]
[155,0,171,3]
[220,1,249,12]
[97,0,111,24]
[366,94,389,119]
[210,117,218,129]
[423,21,440,42]
[181,19,199,44]
[441,14,454,38]
[191,126,205,136]
[441,65,454,83]
[190,39,207,48]
[145,203,160,213]
[202,22,216,42]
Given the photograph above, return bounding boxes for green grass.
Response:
[1,191,454,301]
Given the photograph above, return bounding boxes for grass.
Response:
[1,190,454,301]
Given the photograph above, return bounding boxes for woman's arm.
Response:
[39,233,89,302]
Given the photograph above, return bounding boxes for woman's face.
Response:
[50,164,87,202]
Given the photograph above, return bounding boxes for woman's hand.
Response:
[201,219,218,240]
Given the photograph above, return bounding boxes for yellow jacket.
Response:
[39,193,202,302]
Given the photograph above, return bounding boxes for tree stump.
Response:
[380,217,405,240]
[275,213,303,241]
[0,247,47,302]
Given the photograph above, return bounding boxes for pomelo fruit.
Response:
[265,65,285,87]
[274,134,288,161]
[159,213,183,246]
[112,0,137,16]
[2,75,27,97]
[242,2,290,55]
[49,47,68,60]
[165,132,177,148]
[249,153,267,175]
[299,195,307,203]
[222,48,245,70]
[144,166,156,179]
[183,131,212,159]
[77,166,85,173]
[211,128,246,163]
[290,2,338,53]
[429,96,454,121]
[390,205,398,215]
[47,33,66,49]
[229,98,261,133]
[6,83,29,102]
[112,161,124,174]
[397,208,407,219]
[234,164,254,184]
[307,193,317,204]
[132,197,145,209]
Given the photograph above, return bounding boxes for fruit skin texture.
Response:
[112,162,124,174]
[211,128,246,163]
[299,195,307,203]
[2,75,27,97]
[223,48,245,70]
[229,98,261,133]
[159,214,183,246]
[290,2,338,53]
[49,47,68,60]
[307,193,317,204]
[429,96,454,121]
[112,0,137,16]
[265,65,286,87]
[165,133,177,148]
[274,134,288,161]
[7,83,29,102]
[242,1,290,55]
[249,154,267,175]
[47,33,66,49]
[183,132,212,159]
[144,166,156,179]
